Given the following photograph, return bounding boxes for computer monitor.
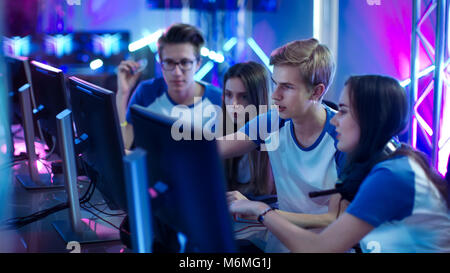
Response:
[10,59,67,189]
[4,56,43,139]
[68,76,126,210]
[3,56,30,158]
[4,55,30,126]
[28,60,69,155]
[129,105,236,252]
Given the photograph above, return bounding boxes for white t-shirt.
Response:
[240,105,344,252]
[126,78,222,135]
[347,156,450,253]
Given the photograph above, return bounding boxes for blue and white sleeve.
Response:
[346,166,415,228]
[238,110,284,147]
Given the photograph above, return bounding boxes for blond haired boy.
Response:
[220,38,346,252]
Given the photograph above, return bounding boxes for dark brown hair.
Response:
[222,62,274,196]
[343,75,449,207]
[157,23,205,60]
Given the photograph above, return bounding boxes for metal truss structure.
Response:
[409,0,449,174]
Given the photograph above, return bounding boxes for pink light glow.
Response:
[13,136,53,174]
[34,142,49,158]
[36,160,45,173]
[439,147,450,176]
[81,218,118,238]
[438,84,450,176]
[149,188,158,199]
[413,81,434,151]
[13,143,27,156]
[1,144,7,154]
[13,140,49,157]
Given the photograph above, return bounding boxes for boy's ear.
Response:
[311,83,326,101]
[195,57,202,73]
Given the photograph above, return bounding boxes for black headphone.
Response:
[309,137,401,201]
[381,136,401,157]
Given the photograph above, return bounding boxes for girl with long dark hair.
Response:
[221,62,276,198]
[229,75,450,252]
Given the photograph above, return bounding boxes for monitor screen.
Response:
[130,105,236,252]
[28,60,69,154]
[68,76,126,210]
[4,55,30,125]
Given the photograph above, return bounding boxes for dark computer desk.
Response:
[0,161,128,253]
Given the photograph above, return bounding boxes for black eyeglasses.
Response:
[161,58,196,71]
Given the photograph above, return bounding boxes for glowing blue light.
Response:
[222,37,237,52]
[201,47,210,57]
[247,38,273,72]
[215,52,225,63]
[149,42,158,53]
[3,36,31,56]
[45,34,73,57]
[208,50,217,61]
[200,47,224,63]
[194,61,214,81]
[128,29,164,52]
[93,33,122,57]
[89,59,104,70]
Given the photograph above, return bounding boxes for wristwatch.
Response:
[257,207,275,224]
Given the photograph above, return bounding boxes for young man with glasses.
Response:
[116,23,222,149]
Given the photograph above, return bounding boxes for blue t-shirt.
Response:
[347,156,450,253]
[126,77,222,124]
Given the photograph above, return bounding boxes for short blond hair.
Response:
[270,38,335,94]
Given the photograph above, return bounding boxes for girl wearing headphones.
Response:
[229,75,450,253]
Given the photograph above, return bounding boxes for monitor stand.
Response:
[15,84,64,190]
[16,173,64,190]
[52,218,120,244]
[123,148,153,253]
[51,109,120,244]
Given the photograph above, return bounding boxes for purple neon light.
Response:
[438,85,450,175]
[414,80,434,137]
[393,0,450,176]
[406,70,450,176]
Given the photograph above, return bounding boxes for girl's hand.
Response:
[229,199,270,220]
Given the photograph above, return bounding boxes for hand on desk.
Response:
[226,190,248,203]
[227,191,265,222]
